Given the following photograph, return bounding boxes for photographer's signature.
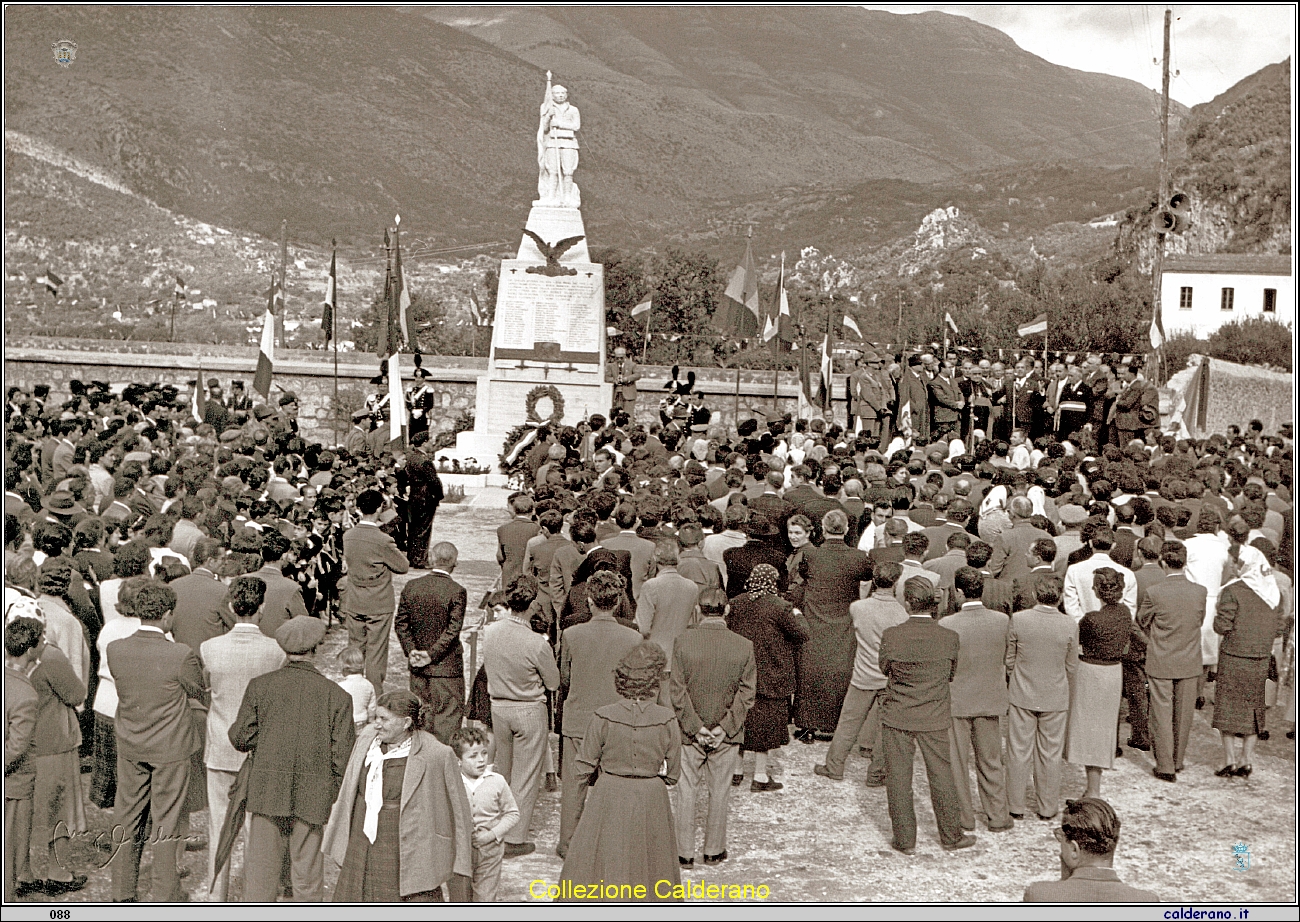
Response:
[52,822,206,870]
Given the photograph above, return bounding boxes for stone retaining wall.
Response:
[4,337,848,446]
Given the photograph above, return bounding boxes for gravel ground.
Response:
[21,502,1297,904]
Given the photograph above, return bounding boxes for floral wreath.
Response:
[524,384,565,426]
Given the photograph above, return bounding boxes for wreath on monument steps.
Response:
[499,385,566,484]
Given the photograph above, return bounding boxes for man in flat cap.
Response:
[230,616,356,902]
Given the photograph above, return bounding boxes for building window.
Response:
[1264,288,1277,313]
[1179,286,1193,310]
[1221,287,1235,312]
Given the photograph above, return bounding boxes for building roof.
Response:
[1163,254,1292,277]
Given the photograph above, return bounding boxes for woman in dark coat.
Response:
[788,509,873,741]
[725,565,810,791]
[1212,536,1285,779]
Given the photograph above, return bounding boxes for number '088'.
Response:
[51,911,72,920]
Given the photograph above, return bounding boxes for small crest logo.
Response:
[52,39,77,67]
[1232,842,1251,872]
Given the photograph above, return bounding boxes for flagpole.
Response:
[642,311,651,362]
[331,238,340,449]
[277,219,288,348]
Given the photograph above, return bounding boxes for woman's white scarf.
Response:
[1230,545,1281,609]
[363,735,412,843]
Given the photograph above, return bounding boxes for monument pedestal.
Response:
[454,203,608,470]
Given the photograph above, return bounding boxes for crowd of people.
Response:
[3,346,1295,903]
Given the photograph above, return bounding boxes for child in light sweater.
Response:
[336,646,375,733]
[451,727,519,902]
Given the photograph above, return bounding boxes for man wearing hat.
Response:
[226,380,253,413]
[40,491,85,527]
[855,353,892,443]
[203,379,232,434]
[230,616,356,902]
[345,409,371,458]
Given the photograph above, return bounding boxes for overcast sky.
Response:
[862,5,1294,107]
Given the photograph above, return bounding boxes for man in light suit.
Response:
[556,571,643,858]
[1023,798,1159,902]
[496,493,540,588]
[636,541,701,704]
[943,567,1013,833]
[1135,540,1207,781]
[670,588,756,866]
[878,578,972,854]
[395,541,466,744]
[230,617,355,902]
[600,503,658,597]
[675,523,723,595]
[341,489,410,693]
[200,577,286,901]
[252,531,309,641]
[107,582,206,903]
[1063,526,1137,622]
[1005,576,1077,821]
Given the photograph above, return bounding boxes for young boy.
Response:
[336,646,375,732]
[450,727,519,902]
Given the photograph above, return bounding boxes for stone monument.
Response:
[455,73,610,469]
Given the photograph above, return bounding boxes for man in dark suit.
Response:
[928,359,964,442]
[1011,539,1058,614]
[169,537,232,657]
[943,568,1013,833]
[964,540,1015,615]
[1109,364,1157,447]
[878,577,973,854]
[230,616,356,902]
[600,503,658,597]
[556,571,643,858]
[749,472,794,535]
[670,589,756,866]
[107,582,206,903]
[989,497,1051,586]
[252,531,309,640]
[1136,540,1207,781]
[395,541,465,744]
[341,489,410,693]
[401,434,443,569]
[497,493,540,588]
[1023,798,1159,902]
[722,514,787,599]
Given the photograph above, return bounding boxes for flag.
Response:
[720,237,761,337]
[842,314,863,340]
[944,311,959,335]
[798,334,816,407]
[631,297,652,318]
[36,269,62,296]
[1149,302,1166,350]
[818,333,833,411]
[468,289,491,327]
[321,243,337,344]
[191,370,206,422]
[379,220,410,443]
[253,273,277,399]
[175,275,187,299]
[763,253,794,348]
[1017,314,1047,337]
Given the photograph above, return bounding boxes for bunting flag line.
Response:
[321,243,337,344]
[842,314,863,340]
[1017,314,1048,337]
[721,237,761,337]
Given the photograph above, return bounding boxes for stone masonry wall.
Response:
[4,338,846,445]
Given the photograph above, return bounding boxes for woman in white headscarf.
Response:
[945,438,966,463]
[1211,517,1285,779]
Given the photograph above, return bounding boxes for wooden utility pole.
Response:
[1151,7,1172,385]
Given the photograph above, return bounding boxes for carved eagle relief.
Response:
[523,229,584,276]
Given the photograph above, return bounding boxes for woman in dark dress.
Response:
[325,691,473,902]
[559,642,681,902]
[726,565,810,791]
[1213,531,1284,779]
[1065,568,1131,798]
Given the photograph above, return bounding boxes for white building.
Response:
[1160,254,1292,339]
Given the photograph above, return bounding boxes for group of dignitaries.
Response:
[847,349,1161,453]
[4,358,1295,903]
